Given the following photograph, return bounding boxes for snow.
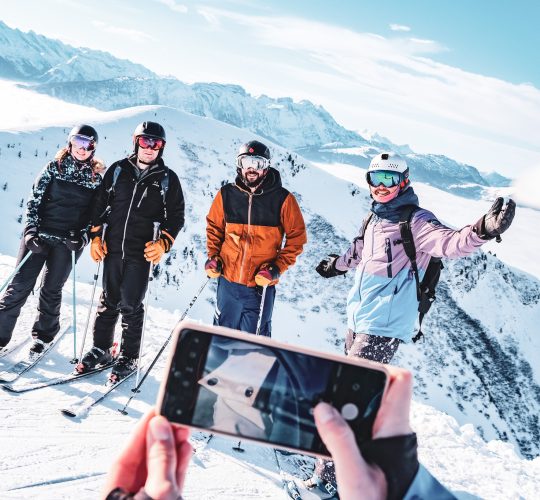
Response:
[0,84,539,499]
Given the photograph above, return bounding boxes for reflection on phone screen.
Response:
[161,329,386,455]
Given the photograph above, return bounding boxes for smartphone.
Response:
[156,320,389,458]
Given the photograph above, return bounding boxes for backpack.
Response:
[100,164,170,221]
[360,205,443,343]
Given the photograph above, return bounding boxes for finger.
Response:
[173,425,193,492]
[489,197,504,215]
[145,241,153,248]
[372,367,413,439]
[101,409,155,495]
[144,416,178,499]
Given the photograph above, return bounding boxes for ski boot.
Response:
[303,475,339,499]
[28,338,49,360]
[109,353,138,383]
[76,346,114,374]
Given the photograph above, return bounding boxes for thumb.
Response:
[144,416,178,500]
[145,240,153,248]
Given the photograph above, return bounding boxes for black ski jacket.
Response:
[92,156,185,260]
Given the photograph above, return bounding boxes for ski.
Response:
[60,369,136,418]
[2,360,116,393]
[0,326,70,383]
[0,336,32,360]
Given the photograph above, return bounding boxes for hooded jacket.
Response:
[91,156,185,260]
[206,167,307,287]
[335,187,485,342]
[26,154,102,239]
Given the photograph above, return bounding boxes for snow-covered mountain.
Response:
[0,20,512,196]
[0,20,153,82]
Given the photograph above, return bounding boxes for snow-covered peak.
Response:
[0,20,154,82]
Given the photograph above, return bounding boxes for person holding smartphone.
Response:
[76,121,185,382]
[103,366,454,499]
[205,140,307,337]
[0,125,103,356]
[312,151,515,495]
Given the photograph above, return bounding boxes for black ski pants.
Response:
[92,254,150,358]
[0,238,81,347]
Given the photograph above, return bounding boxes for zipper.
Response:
[385,237,392,277]
[136,187,148,208]
[239,193,253,283]
[121,171,160,259]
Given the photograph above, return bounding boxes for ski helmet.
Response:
[237,140,270,164]
[67,124,98,159]
[366,152,409,189]
[133,121,166,159]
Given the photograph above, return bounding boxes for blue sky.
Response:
[1,0,539,177]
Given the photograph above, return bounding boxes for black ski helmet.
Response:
[67,124,98,159]
[133,121,166,159]
[237,140,270,162]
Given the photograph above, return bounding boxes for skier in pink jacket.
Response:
[311,152,515,497]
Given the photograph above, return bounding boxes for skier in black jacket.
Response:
[76,121,185,381]
[0,125,103,356]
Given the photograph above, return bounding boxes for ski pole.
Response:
[70,231,78,363]
[133,222,161,388]
[233,285,268,453]
[76,223,108,365]
[0,251,32,295]
[255,285,268,336]
[118,276,210,415]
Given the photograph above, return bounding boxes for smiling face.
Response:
[369,184,400,203]
[241,167,267,187]
[71,145,93,162]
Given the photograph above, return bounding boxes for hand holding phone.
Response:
[157,321,389,458]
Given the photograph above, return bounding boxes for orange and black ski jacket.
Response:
[206,168,307,287]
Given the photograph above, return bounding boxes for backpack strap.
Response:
[398,205,421,301]
[348,212,373,264]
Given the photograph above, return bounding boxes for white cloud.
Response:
[390,23,411,32]
[155,0,188,13]
[187,7,540,177]
[92,21,156,42]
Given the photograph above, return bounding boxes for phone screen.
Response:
[160,328,387,455]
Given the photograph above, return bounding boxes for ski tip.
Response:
[2,384,17,392]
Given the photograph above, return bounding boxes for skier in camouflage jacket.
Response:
[0,125,103,355]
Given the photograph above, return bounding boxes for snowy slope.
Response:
[0,88,539,498]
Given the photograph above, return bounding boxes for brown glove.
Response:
[90,226,108,262]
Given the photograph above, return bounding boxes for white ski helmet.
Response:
[366,152,409,189]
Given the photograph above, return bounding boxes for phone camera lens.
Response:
[174,370,182,379]
[352,383,360,391]
[244,387,254,398]
[207,377,219,386]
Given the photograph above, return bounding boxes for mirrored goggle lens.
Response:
[138,136,164,150]
[70,135,95,151]
[367,170,402,188]
[237,155,269,170]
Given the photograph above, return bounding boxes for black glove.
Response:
[361,434,420,500]
[65,231,89,252]
[473,197,516,242]
[315,254,347,278]
[24,226,47,254]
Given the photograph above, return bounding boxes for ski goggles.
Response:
[236,155,269,170]
[70,134,96,152]
[366,170,404,188]
[137,135,165,151]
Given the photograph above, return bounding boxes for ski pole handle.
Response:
[152,221,160,243]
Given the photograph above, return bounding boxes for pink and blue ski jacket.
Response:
[335,190,485,342]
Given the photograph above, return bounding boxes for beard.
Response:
[241,169,267,188]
